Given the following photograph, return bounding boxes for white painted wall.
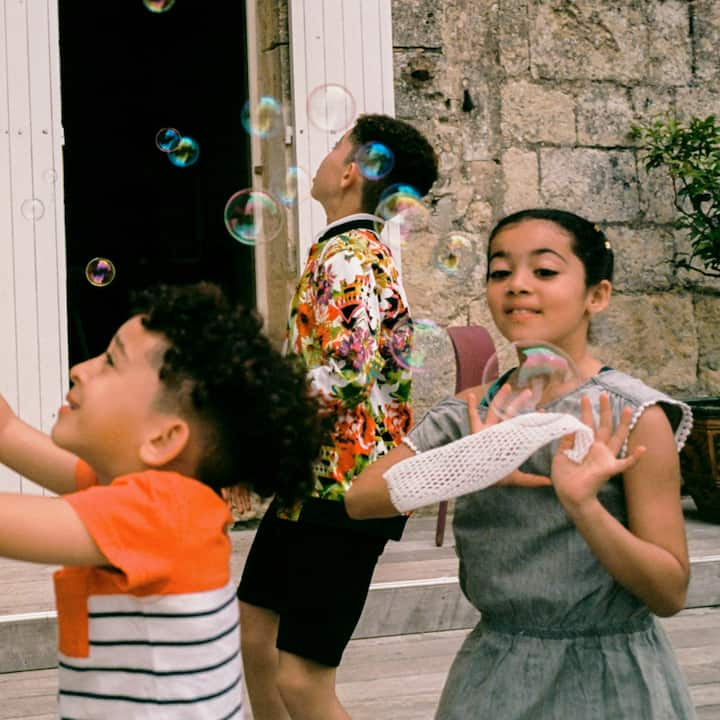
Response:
[0,0,68,493]
[288,0,399,273]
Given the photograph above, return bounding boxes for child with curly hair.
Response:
[0,281,324,720]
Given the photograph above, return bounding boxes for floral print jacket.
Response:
[280,217,413,518]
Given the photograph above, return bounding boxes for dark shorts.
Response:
[237,503,388,668]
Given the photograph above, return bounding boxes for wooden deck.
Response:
[1,499,719,718]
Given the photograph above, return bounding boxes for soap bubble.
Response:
[85,258,116,287]
[307,84,356,133]
[241,96,283,139]
[271,166,311,207]
[167,136,200,167]
[224,189,284,245]
[21,198,45,221]
[355,142,394,180]
[389,317,445,372]
[374,184,429,241]
[155,127,182,152]
[481,340,581,420]
[432,232,477,278]
[143,0,175,13]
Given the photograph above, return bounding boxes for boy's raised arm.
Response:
[0,394,79,495]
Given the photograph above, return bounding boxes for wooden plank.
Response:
[2,612,720,720]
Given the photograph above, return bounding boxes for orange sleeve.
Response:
[74,459,97,490]
[63,472,232,593]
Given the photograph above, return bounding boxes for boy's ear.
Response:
[587,279,612,316]
[340,159,362,190]
[139,418,190,468]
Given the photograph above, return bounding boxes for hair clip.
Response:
[604,239,612,250]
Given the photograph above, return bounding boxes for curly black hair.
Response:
[348,114,439,214]
[129,281,325,507]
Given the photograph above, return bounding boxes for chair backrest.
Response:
[446,325,498,394]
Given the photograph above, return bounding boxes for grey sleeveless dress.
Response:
[404,369,696,720]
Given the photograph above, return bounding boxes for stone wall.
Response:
[253,0,720,419]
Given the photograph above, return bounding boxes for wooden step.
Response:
[0,500,718,673]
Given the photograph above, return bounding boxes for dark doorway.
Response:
[58,0,254,367]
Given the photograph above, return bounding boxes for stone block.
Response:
[498,0,531,76]
[607,225,675,292]
[644,1,691,85]
[576,86,635,147]
[692,0,720,83]
[695,296,720,394]
[631,87,676,126]
[501,147,540,215]
[530,1,646,82]
[589,293,697,393]
[540,148,639,222]
[390,0,441,49]
[501,81,576,144]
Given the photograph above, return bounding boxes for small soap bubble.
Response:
[307,84,356,133]
[355,142,394,180]
[432,232,477,278]
[481,340,581,420]
[85,258,116,287]
[21,198,44,221]
[167,136,200,167]
[389,317,445,372]
[241,96,283,139]
[143,0,175,13]
[272,166,311,207]
[43,168,57,184]
[224,189,284,246]
[374,184,429,241]
[155,127,181,152]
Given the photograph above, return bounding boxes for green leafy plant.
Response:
[631,113,720,278]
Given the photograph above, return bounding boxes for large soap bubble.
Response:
[481,341,582,420]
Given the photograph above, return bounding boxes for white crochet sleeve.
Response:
[384,412,594,513]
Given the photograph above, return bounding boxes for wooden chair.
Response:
[435,325,498,546]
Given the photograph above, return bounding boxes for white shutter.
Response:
[288,0,399,273]
[0,0,68,493]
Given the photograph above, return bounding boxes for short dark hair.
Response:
[347,114,439,214]
[130,282,324,506]
[487,208,614,286]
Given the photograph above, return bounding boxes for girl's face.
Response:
[486,218,608,357]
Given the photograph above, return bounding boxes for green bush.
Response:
[631,113,720,279]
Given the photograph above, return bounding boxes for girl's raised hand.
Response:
[551,393,646,510]
[466,389,551,489]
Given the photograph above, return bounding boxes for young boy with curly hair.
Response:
[0,281,324,719]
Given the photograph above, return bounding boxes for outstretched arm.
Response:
[0,394,79,495]
[345,386,552,519]
[552,394,689,617]
[0,493,107,566]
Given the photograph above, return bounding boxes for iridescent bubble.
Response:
[155,127,181,152]
[21,198,44,221]
[224,189,284,246]
[389,317,445,372]
[167,136,200,167]
[307,84,356,133]
[481,340,582,420]
[241,96,283,139]
[143,0,176,13]
[85,258,116,287]
[355,141,394,181]
[373,184,429,241]
[432,232,477,278]
[272,166,311,207]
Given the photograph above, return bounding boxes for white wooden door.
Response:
[288,0,398,272]
[0,0,68,493]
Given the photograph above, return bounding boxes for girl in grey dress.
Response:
[345,208,696,719]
